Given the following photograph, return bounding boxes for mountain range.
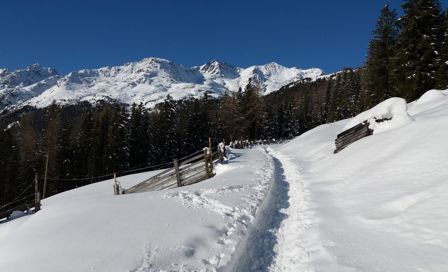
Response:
[0,57,323,111]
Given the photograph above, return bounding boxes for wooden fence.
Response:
[0,175,41,222]
[122,148,217,194]
[334,121,373,153]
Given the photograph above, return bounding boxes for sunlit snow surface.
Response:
[271,89,448,271]
[1,89,448,271]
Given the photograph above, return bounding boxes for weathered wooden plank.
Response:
[129,175,175,192]
[178,158,206,171]
[336,122,367,137]
[182,172,208,186]
[334,121,373,153]
[336,125,372,139]
[125,171,177,193]
[180,164,206,178]
[180,153,204,166]
[181,167,207,182]
[336,133,370,145]
[335,131,372,143]
[336,126,371,140]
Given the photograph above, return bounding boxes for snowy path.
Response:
[223,147,315,272]
[224,149,289,271]
[266,148,316,272]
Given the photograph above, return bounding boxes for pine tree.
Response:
[361,5,399,107]
[238,83,263,140]
[392,0,443,101]
[104,105,129,173]
[74,111,95,178]
[436,9,448,88]
[0,128,20,206]
[129,103,149,168]
[218,92,239,142]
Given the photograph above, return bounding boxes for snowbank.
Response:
[273,89,448,271]
[343,97,413,134]
[415,89,447,104]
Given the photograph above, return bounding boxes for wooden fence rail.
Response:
[0,175,41,222]
[122,148,217,194]
[334,121,373,153]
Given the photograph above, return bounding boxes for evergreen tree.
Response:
[238,83,263,140]
[218,92,239,141]
[74,110,95,178]
[361,5,399,107]
[392,0,443,101]
[104,105,129,173]
[0,128,20,206]
[436,9,448,88]
[129,103,149,168]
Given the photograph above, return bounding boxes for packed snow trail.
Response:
[223,147,317,272]
[266,148,317,272]
[223,149,289,271]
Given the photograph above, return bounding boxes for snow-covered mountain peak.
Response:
[200,60,239,79]
[0,64,58,89]
[0,64,59,111]
[2,57,324,110]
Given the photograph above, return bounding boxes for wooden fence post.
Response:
[209,149,214,174]
[173,159,182,187]
[113,173,120,195]
[204,149,210,178]
[43,151,49,199]
[34,174,41,212]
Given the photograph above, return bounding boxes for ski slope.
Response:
[1,89,448,271]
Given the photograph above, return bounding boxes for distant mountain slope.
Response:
[0,64,59,110]
[0,58,323,110]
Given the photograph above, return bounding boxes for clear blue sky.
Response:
[0,0,447,74]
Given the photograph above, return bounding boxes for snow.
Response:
[271,88,448,271]
[1,58,323,111]
[0,148,277,272]
[2,89,448,271]
[343,97,413,134]
[414,89,447,104]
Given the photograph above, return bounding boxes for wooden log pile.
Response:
[334,121,373,153]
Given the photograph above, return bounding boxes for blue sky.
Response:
[0,0,447,74]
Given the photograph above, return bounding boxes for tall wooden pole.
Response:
[204,149,210,178]
[34,174,41,211]
[207,137,213,174]
[43,151,49,199]
[173,159,182,187]
[113,173,119,195]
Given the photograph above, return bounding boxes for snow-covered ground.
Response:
[269,89,448,271]
[1,89,448,271]
[0,148,278,272]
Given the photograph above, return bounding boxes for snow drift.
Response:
[343,97,413,134]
